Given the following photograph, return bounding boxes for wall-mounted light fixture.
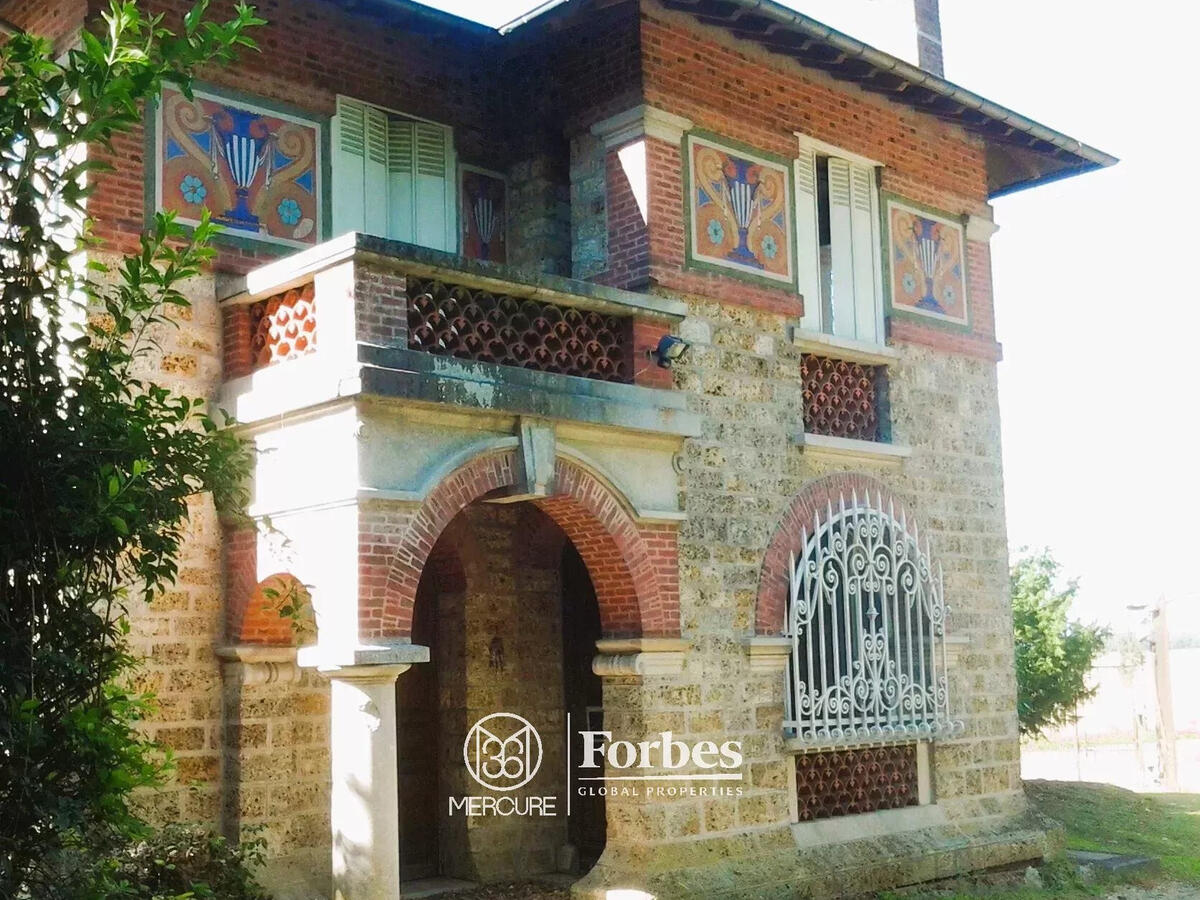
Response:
[649,334,690,369]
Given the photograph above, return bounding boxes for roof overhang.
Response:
[652,0,1116,197]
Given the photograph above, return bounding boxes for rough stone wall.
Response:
[433,505,569,880]
[578,290,1033,896]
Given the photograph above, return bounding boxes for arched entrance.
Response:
[395,498,611,884]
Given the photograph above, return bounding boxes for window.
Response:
[795,138,883,344]
[784,493,956,744]
[331,96,456,252]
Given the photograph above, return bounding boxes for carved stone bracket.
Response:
[492,417,556,502]
[592,637,689,678]
[217,644,300,686]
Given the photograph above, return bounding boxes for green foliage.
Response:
[1011,550,1108,738]
[84,824,271,899]
[0,3,262,896]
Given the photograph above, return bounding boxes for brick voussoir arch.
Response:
[376,449,678,639]
[756,473,904,635]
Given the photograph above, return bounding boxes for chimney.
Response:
[913,0,944,76]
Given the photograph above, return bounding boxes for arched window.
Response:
[785,491,959,744]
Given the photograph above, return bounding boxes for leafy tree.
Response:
[1011,549,1108,738]
[0,3,262,895]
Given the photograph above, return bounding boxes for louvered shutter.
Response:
[795,146,823,333]
[825,157,856,340]
[363,105,390,238]
[413,122,453,252]
[331,97,366,237]
[848,162,881,344]
[386,117,415,243]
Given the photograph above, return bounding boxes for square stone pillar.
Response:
[302,643,429,900]
[584,105,693,292]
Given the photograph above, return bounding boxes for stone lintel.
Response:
[593,638,689,678]
[590,104,694,149]
[217,644,300,685]
[745,635,792,673]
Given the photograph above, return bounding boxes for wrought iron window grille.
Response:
[784,491,961,747]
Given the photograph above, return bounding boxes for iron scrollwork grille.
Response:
[406,277,634,384]
[784,491,961,745]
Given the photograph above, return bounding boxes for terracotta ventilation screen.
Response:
[249,283,317,370]
[794,744,919,821]
[800,353,882,442]
[406,277,634,383]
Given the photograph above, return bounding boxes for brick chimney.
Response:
[913,0,944,76]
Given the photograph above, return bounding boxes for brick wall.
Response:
[631,0,1000,359]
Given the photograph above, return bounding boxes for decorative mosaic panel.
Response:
[886,198,968,325]
[686,133,793,284]
[461,166,507,264]
[249,283,317,370]
[794,744,919,821]
[406,277,633,383]
[800,353,881,442]
[156,87,322,248]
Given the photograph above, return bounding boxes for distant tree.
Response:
[1010,549,1108,738]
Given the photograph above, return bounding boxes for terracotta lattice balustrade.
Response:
[248,282,318,370]
[794,744,920,821]
[406,276,635,384]
[800,353,884,441]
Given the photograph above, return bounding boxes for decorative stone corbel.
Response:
[965,214,1000,243]
[490,417,556,503]
[216,644,300,685]
[744,635,792,674]
[593,637,689,678]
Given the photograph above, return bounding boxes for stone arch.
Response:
[378,449,678,639]
[755,472,905,635]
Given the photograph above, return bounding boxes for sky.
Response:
[424,0,1198,637]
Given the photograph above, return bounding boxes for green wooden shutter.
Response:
[795,145,823,333]
[331,96,366,237]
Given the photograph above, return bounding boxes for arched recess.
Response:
[755,473,905,635]
[376,449,679,639]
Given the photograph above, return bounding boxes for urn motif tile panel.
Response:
[685,133,794,285]
[886,198,968,326]
[156,86,323,248]
[460,166,507,264]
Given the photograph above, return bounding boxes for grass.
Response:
[1024,780,1200,884]
[881,780,1200,898]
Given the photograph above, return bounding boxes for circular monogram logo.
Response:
[463,712,543,792]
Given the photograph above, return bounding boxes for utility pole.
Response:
[1152,598,1178,792]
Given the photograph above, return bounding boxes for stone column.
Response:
[301,642,429,900]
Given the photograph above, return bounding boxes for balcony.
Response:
[217,233,699,440]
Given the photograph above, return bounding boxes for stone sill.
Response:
[791,803,946,849]
[790,327,901,366]
[796,432,911,465]
[220,231,687,321]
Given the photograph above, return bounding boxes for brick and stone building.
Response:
[7,0,1114,896]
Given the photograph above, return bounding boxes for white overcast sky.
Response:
[423,0,1199,637]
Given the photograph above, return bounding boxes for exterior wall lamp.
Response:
[650,334,690,368]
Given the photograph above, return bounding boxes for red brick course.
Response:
[755,473,905,635]
[374,450,680,640]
